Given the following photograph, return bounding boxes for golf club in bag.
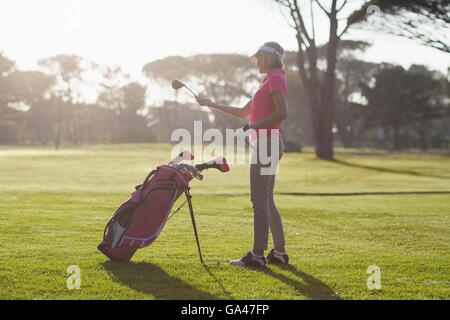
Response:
[97,151,230,263]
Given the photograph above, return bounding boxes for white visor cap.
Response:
[250,45,283,64]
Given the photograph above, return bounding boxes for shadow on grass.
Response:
[102,261,220,299]
[333,158,449,179]
[202,264,234,300]
[251,264,342,300]
[216,191,450,197]
[279,191,450,197]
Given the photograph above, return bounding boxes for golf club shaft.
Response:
[183,84,198,98]
[205,104,252,148]
[178,80,252,148]
[183,85,234,128]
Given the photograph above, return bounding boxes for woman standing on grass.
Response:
[196,41,289,267]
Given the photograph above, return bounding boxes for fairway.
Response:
[0,144,449,300]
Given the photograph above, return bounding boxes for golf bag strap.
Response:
[135,168,158,190]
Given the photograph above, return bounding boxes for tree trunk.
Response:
[317,5,339,161]
[54,100,60,151]
[393,125,401,150]
[292,0,342,161]
[419,121,427,151]
[304,87,334,160]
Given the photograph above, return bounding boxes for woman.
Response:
[196,41,289,267]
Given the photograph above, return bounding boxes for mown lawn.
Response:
[0,143,449,299]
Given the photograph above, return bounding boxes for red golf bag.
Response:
[98,153,229,263]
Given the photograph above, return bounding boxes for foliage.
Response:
[349,0,450,53]
[0,50,448,151]
[361,64,449,150]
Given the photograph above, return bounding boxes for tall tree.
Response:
[0,53,16,109]
[0,53,20,144]
[361,64,448,150]
[273,0,371,159]
[362,65,409,149]
[119,82,150,142]
[0,53,54,144]
[406,65,449,150]
[97,65,130,111]
[282,40,374,148]
[39,54,89,145]
[335,42,377,147]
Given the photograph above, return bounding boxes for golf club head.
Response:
[171,79,184,90]
[175,163,203,180]
[172,79,198,97]
[212,156,230,172]
[180,150,194,161]
[169,151,195,166]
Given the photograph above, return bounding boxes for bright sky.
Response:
[1,0,448,80]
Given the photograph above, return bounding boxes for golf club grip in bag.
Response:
[195,156,229,173]
[98,165,193,261]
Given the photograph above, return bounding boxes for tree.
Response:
[97,70,153,142]
[0,53,54,144]
[39,54,91,145]
[406,65,449,150]
[281,69,309,149]
[142,53,259,131]
[97,65,130,111]
[119,82,151,142]
[362,65,411,149]
[361,64,448,150]
[282,40,375,148]
[334,42,377,147]
[0,54,20,143]
[146,101,210,143]
[349,0,450,53]
[273,0,372,159]
[0,53,16,108]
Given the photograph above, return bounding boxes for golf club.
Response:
[172,79,236,130]
[172,79,253,148]
[172,79,198,98]
[195,156,230,173]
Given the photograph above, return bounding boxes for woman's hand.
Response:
[195,96,216,108]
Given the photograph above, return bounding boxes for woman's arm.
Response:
[196,97,251,118]
[250,91,287,130]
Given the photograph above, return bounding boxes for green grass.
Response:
[0,143,449,300]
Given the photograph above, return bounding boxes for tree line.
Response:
[1,0,449,157]
[0,46,448,151]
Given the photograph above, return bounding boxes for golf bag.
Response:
[98,152,229,263]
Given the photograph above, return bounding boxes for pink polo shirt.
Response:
[249,68,287,139]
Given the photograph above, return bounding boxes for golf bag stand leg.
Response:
[185,189,204,264]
